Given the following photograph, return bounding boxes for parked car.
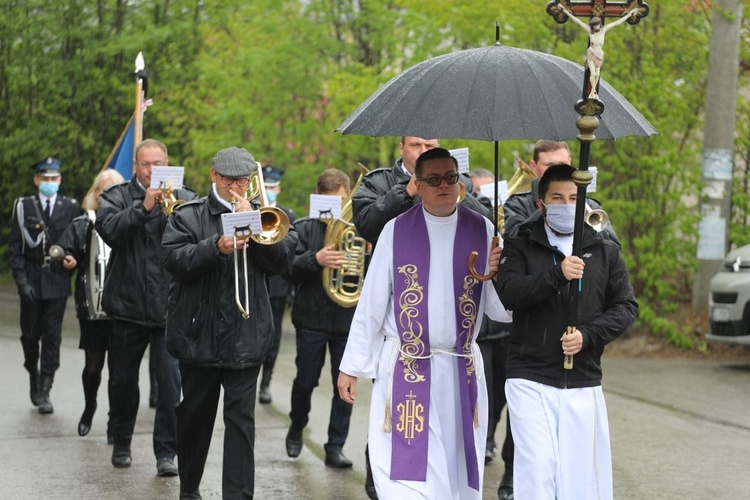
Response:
[707,244,750,345]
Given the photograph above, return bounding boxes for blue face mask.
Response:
[543,202,576,235]
[265,190,277,204]
[39,181,60,197]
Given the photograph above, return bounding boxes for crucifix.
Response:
[546,0,649,370]
[547,0,649,101]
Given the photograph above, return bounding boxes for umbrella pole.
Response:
[564,114,599,370]
[467,140,500,282]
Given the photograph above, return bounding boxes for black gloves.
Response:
[18,283,36,301]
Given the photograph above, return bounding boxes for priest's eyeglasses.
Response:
[417,172,460,187]
[219,174,252,188]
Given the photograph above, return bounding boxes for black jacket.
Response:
[9,194,80,299]
[288,217,356,335]
[267,204,297,299]
[352,159,493,245]
[95,179,197,327]
[503,178,621,246]
[56,213,106,320]
[162,193,297,368]
[496,217,638,389]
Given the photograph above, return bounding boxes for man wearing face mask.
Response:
[258,164,297,405]
[496,164,638,499]
[9,157,80,414]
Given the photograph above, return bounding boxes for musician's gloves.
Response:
[18,283,36,301]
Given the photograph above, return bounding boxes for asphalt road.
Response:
[0,289,748,499]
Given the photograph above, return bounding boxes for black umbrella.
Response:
[336,44,657,142]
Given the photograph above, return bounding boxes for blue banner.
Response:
[103,115,135,181]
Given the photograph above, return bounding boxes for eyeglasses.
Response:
[219,174,252,188]
[136,160,166,168]
[417,172,460,187]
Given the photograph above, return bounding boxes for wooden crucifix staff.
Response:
[546,0,649,369]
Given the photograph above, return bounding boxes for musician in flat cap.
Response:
[9,157,80,415]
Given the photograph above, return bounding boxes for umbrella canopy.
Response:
[336,43,657,142]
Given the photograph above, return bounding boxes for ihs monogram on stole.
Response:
[396,390,425,444]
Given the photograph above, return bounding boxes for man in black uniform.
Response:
[9,157,80,414]
[162,147,297,500]
[96,139,197,475]
[285,168,356,469]
[258,164,297,405]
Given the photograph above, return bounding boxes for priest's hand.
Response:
[337,372,357,405]
[488,244,503,273]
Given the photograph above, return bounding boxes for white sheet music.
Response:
[587,167,598,193]
[309,194,343,220]
[221,211,262,238]
[448,147,470,173]
[150,167,185,190]
[480,180,509,206]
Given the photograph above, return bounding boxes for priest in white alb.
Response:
[337,148,512,499]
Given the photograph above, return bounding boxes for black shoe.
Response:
[259,386,272,404]
[365,447,378,499]
[78,404,97,436]
[497,471,513,500]
[112,445,132,468]
[156,457,178,477]
[285,426,303,458]
[29,370,39,407]
[324,449,353,469]
[37,376,54,414]
[179,491,202,500]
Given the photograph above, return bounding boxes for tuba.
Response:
[320,163,369,308]
[496,158,537,234]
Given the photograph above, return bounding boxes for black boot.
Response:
[38,376,54,415]
[29,369,40,407]
[78,369,100,436]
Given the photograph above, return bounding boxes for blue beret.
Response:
[262,165,284,186]
[31,157,62,177]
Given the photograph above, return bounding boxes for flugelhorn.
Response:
[158,181,184,215]
[321,163,369,308]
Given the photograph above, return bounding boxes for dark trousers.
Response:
[109,319,179,459]
[20,296,67,379]
[260,296,286,388]
[479,336,514,473]
[289,328,352,453]
[177,362,261,499]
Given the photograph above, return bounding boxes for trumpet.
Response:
[584,204,610,232]
[231,163,291,318]
[158,181,184,215]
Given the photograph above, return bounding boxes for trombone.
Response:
[232,163,291,318]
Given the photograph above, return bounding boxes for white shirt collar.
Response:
[212,183,233,210]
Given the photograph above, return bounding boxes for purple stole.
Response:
[390,203,487,491]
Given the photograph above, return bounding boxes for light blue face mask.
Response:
[39,181,60,197]
[542,202,576,235]
[265,190,277,204]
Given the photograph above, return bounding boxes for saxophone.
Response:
[321,163,369,308]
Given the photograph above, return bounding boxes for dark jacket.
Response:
[496,217,638,389]
[9,194,80,299]
[267,204,297,299]
[288,217,356,335]
[503,178,621,247]
[56,213,107,320]
[95,179,197,327]
[162,192,297,368]
[352,158,493,246]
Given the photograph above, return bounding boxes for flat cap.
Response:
[31,157,62,177]
[212,147,256,178]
